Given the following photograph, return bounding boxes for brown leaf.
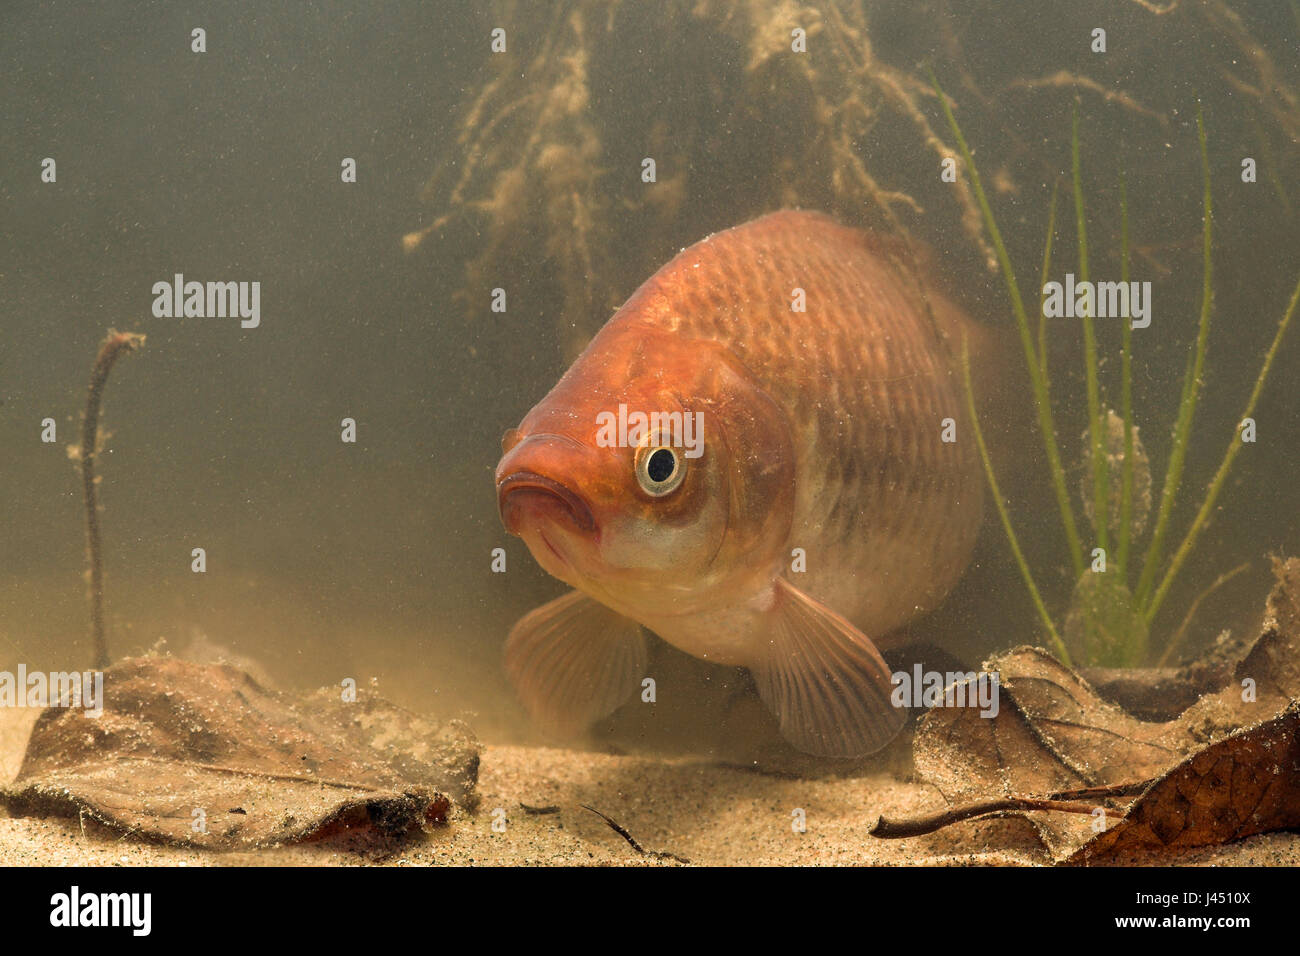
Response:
[913,646,1184,855]
[1068,702,1300,863]
[1173,556,1300,746]
[905,557,1300,860]
[0,656,480,848]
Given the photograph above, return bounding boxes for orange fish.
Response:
[496,210,988,757]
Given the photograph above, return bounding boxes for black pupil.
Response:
[647,448,676,483]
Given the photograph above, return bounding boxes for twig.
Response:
[81,330,145,670]
[869,780,1150,838]
[581,805,690,864]
[520,803,561,815]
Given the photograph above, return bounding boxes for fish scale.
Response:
[626,211,981,635]
[497,210,991,756]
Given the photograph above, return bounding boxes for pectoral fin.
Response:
[504,589,647,737]
[749,578,905,758]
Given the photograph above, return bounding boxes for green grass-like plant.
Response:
[935,75,1300,668]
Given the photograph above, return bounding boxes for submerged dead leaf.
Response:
[0,656,480,849]
[911,646,1184,856]
[897,556,1300,861]
[1068,702,1300,863]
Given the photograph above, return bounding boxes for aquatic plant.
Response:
[414,0,1298,374]
[408,0,1000,360]
[76,330,145,669]
[938,78,1300,669]
[414,0,1298,668]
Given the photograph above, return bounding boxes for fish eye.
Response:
[634,445,686,497]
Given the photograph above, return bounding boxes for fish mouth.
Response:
[497,470,596,535]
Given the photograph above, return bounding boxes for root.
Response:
[1005,71,1164,122]
[411,0,1299,361]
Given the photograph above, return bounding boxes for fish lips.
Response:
[497,470,596,536]
[496,436,597,538]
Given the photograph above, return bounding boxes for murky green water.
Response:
[2,0,1297,761]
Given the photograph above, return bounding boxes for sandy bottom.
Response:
[2,701,1298,866]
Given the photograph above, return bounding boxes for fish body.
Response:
[496,210,986,756]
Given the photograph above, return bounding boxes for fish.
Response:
[495,210,991,757]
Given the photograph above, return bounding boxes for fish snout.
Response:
[496,434,597,536]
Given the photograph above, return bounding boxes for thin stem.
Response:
[1117,173,1135,577]
[1251,118,1292,215]
[870,798,1107,838]
[932,73,1085,579]
[1074,108,1109,557]
[1146,272,1300,624]
[1038,181,1061,387]
[870,781,1149,839]
[1136,105,1213,613]
[961,336,1071,665]
[1156,562,1249,666]
[81,330,145,670]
